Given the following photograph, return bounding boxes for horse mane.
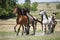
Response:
[24,7,30,13]
[22,7,30,15]
[41,11,48,21]
[16,7,30,16]
[44,12,48,19]
[41,15,43,21]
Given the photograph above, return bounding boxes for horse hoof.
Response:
[14,30,17,32]
[14,28,17,32]
[17,33,19,36]
[17,34,18,36]
[22,33,23,36]
[26,33,29,35]
[31,33,35,35]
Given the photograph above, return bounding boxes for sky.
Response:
[17,0,60,4]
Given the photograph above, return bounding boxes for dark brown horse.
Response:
[23,7,42,35]
[13,7,29,36]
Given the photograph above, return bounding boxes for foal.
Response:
[13,7,29,36]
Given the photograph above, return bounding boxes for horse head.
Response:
[39,10,46,15]
[13,6,22,15]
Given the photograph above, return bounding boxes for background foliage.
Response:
[0,0,38,19]
[0,0,17,19]
[0,0,60,19]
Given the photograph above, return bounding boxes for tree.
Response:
[23,0,31,10]
[31,2,38,11]
[23,2,30,9]
[0,0,17,19]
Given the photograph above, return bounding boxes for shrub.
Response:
[55,12,60,19]
[31,2,38,11]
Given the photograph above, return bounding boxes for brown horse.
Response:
[13,7,29,36]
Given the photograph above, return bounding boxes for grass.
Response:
[0,31,60,40]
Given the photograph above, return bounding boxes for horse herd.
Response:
[13,6,57,36]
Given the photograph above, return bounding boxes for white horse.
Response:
[39,10,54,34]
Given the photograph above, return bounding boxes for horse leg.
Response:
[26,23,30,35]
[14,24,17,32]
[25,27,27,35]
[48,24,51,34]
[44,24,46,34]
[21,25,25,35]
[43,24,46,34]
[35,21,37,30]
[51,25,54,33]
[41,23,43,31]
[24,24,30,35]
[34,21,37,35]
[27,23,30,34]
[17,25,21,36]
[22,25,25,33]
[51,21,57,33]
[32,22,35,35]
[25,27,29,35]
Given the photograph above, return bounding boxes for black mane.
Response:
[17,7,30,15]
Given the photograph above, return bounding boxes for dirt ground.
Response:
[0,19,60,32]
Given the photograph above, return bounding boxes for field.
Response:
[0,18,60,40]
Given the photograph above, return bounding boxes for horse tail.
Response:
[36,19,42,23]
[33,18,42,24]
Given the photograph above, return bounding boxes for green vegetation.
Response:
[0,0,38,19]
[31,2,38,11]
[0,0,17,19]
[0,0,60,19]
[23,2,31,9]
[56,4,60,9]
[55,12,60,19]
[0,31,60,40]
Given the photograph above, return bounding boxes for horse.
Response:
[13,7,41,35]
[39,10,57,34]
[13,7,30,36]
[50,13,57,33]
[23,7,42,35]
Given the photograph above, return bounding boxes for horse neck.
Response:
[45,14,48,19]
[17,13,21,18]
[41,15,43,21]
[43,14,48,20]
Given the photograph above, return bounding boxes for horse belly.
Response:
[21,16,28,24]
